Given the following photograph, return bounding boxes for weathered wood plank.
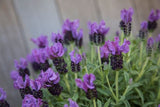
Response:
[97,0,139,38]
[0,0,28,106]
[57,0,100,48]
[13,0,61,50]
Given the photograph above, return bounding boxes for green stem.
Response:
[97,46,102,72]
[85,66,89,74]
[139,42,143,66]
[157,88,160,100]
[122,86,129,97]
[121,31,124,45]
[91,45,94,63]
[135,57,149,82]
[64,74,70,92]
[93,98,96,107]
[75,73,78,91]
[106,75,118,102]
[115,71,119,103]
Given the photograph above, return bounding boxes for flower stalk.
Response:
[97,46,102,72]
[115,71,119,104]
[93,98,96,107]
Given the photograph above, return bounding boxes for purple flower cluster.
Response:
[70,50,82,72]
[76,74,97,99]
[64,99,79,107]
[120,8,134,37]
[31,35,48,48]
[75,29,83,48]
[100,37,130,70]
[12,58,30,79]
[22,94,42,107]
[62,19,80,45]
[146,37,154,56]
[51,33,63,44]
[120,8,134,24]
[0,88,9,107]
[88,20,110,45]
[28,49,49,71]
[156,34,160,50]
[139,21,148,40]
[148,9,160,32]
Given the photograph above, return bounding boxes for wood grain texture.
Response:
[0,0,28,106]
[13,0,61,50]
[57,0,100,48]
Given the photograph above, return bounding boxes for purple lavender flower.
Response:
[129,78,133,84]
[28,49,49,71]
[75,74,97,99]
[120,8,133,37]
[147,37,154,47]
[10,70,20,81]
[116,31,120,37]
[69,50,82,72]
[108,37,130,55]
[39,68,60,88]
[14,58,28,70]
[75,29,83,48]
[13,75,30,89]
[51,33,63,44]
[31,35,48,48]
[139,21,148,40]
[158,104,160,107]
[146,37,154,56]
[100,42,110,68]
[30,79,43,99]
[0,88,6,101]
[148,9,160,22]
[64,98,79,107]
[156,34,160,50]
[0,88,9,107]
[30,79,42,91]
[38,68,62,96]
[148,9,160,32]
[22,94,42,107]
[62,19,79,44]
[47,43,64,58]
[69,50,82,64]
[107,37,130,70]
[88,20,110,45]
[141,21,148,30]
[120,8,134,24]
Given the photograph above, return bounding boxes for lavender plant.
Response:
[0,7,160,107]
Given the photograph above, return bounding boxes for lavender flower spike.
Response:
[14,58,28,70]
[88,20,110,45]
[148,9,160,22]
[139,21,148,40]
[22,94,42,107]
[140,21,148,31]
[146,37,154,56]
[75,73,97,99]
[64,98,79,107]
[120,8,134,24]
[47,43,64,58]
[62,19,79,44]
[51,32,63,44]
[0,88,6,101]
[75,29,83,48]
[70,50,82,72]
[31,35,48,48]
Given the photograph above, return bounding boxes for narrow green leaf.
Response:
[135,88,144,104]
[97,99,102,107]
[104,98,111,107]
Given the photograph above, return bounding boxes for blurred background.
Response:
[0,0,160,106]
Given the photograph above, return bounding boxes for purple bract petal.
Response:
[140,21,148,30]
[147,37,154,47]
[47,43,64,58]
[148,9,160,22]
[14,75,30,89]
[14,58,28,70]
[30,79,42,91]
[31,35,48,48]
[69,50,82,64]
[83,74,95,89]
[22,94,42,107]
[10,70,19,81]
[28,49,48,64]
[68,98,79,107]
[120,39,131,53]
[0,88,7,101]
[51,33,63,43]
[100,42,110,58]
[121,8,134,24]
[88,20,110,36]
